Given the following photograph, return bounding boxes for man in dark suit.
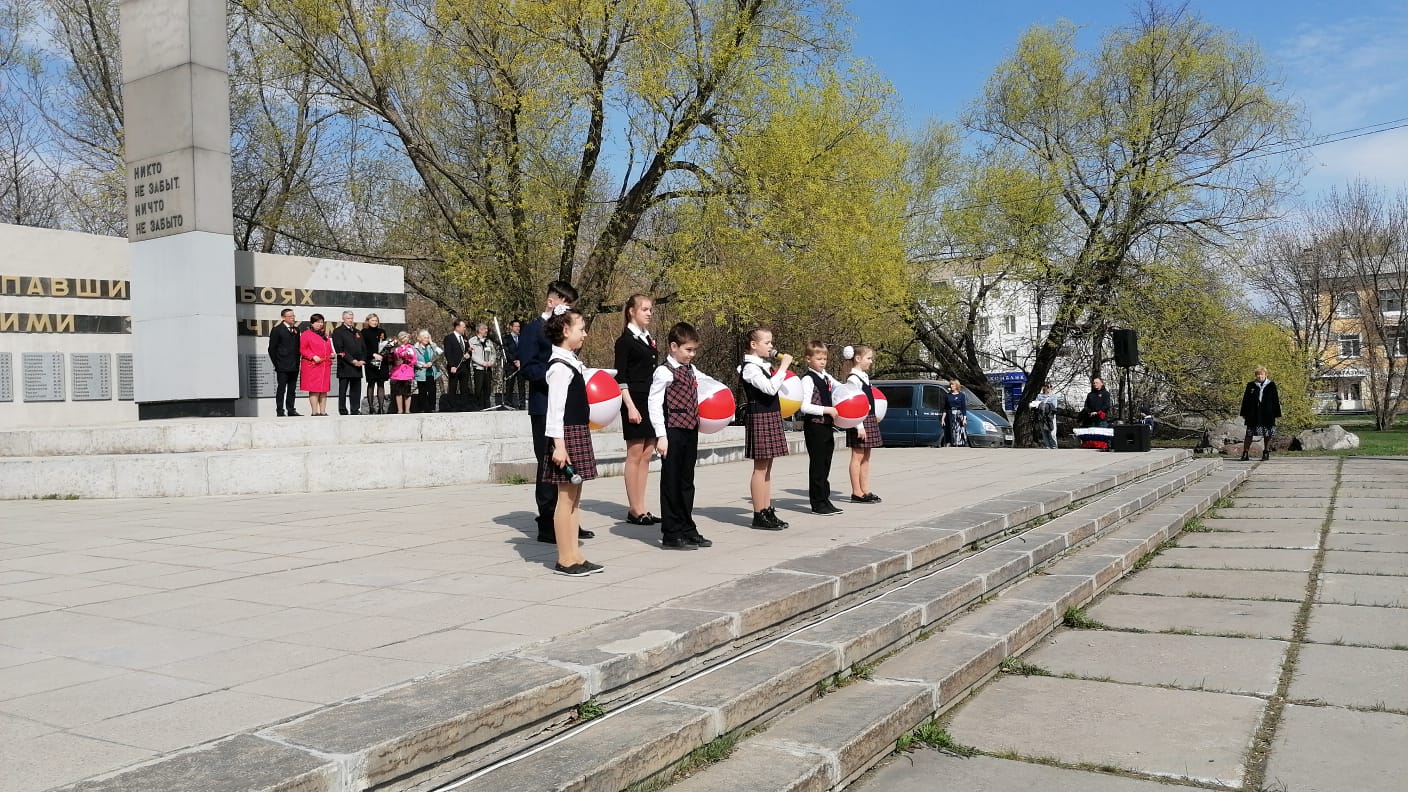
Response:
[332,310,367,415]
[503,319,524,409]
[443,319,471,396]
[267,308,301,416]
[517,280,593,544]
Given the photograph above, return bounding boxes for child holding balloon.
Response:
[798,340,844,516]
[739,328,793,530]
[648,322,714,549]
[542,308,603,577]
[841,344,883,503]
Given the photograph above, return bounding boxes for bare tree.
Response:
[1239,225,1347,383]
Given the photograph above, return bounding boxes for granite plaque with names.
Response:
[22,352,65,402]
[117,353,134,400]
[241,354,277,399]
[71,352,113,401]
[0,352,12,402]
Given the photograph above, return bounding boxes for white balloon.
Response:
[830,383,869,430]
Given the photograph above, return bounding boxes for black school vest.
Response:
[548,358,588,425]
[740,362,780,413]
[804,369,833,425]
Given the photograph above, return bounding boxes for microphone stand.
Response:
[483,314,513,411]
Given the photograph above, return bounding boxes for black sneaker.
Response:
[554,562,591,577]
[684,533,713,548]
[765,508,789,530]
[581,560,605,574]
[661,537,695,549]
[851,493,882,504]
[812,503,844,516]
[578,528,596,539]
[752,511,784,530]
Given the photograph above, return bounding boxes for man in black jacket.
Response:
[503,319,524,409]
[267,308,301,416]
[516,280,593,544]
[443,320,471,396]
[332,311,367,415]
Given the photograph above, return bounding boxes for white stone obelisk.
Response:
[119,0,238,419]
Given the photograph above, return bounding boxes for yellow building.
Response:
[1318,280,1407,413]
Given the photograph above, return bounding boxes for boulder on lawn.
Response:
[1207,418,1247,446]
[1297,425,1360,451]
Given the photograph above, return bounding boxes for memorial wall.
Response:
[0,222,405,428]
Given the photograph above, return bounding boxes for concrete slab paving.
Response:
[1330,518,1408,534]
[1320,550,1408,576]
[1264,705,1408,792]
[1317,572,1408,607]
[1198,518,1324,533]
[1113,568,1307,601]
[858,752,1193,792]
[1152,547,1316,572]
[1088,594,1299,639]
[0,447,1177,791]
[1177,530,1319,549]
[1025,631,1287,695]
[1231,497,1332,509]
[1289,644,1408,711]
[1326,533,1408,553]
[946,676,1265,786]
[1306,603,1408,648]
[1214,507,1326,520]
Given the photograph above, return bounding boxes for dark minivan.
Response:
[873,380,1014,448]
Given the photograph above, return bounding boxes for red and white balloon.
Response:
[830,383,871,430]
[696,375,736,434]
[585,368,622,430]
[872,387,888,423]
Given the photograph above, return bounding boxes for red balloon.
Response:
[698,383,735,422]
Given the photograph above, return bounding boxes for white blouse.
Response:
[738,354,786,395]
[798,367,840,416]
[545,346,585,439]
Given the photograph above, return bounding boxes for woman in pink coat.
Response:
[299,313,334,416]
[388,330,417,414]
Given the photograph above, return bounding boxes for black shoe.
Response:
[554,562,592,577]
[276,411,286,417]
[764,508,789,530]
[578,528,596,540]
[661,537,696,549]
[851,493,882,504]
[812,503,844,516]
[625,512,658,526]
[536,533,556,544]
[1239,454,1249,462]
[684,533,713,548]
[752,511,784,530]
[340,410,349,416]
[581,560,605,574]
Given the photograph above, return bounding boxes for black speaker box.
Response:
[1113,423,1151,452]
[1113,328,1139,367]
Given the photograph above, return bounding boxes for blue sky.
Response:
[849,0,1408,201]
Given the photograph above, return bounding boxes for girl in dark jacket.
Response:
[1239,366,1281,461]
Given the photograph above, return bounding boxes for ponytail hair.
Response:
[545,307,584,345]
[840,344,871,380]
[623,294,652,327]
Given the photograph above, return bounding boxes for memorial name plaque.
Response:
[0,352,12,402]
[22,352,65,402]
[71,353,113,401]
[117,353,134,401]
[240,354,278,399]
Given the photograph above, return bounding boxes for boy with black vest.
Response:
[798,340,844,515]
[649,322,713,549]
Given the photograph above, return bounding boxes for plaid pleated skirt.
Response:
[540,423,598,484]
[745,410,789,459]
[846,414,883,449]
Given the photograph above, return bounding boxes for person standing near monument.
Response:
[362,313,389,414]
[614,294,660,526]
[504,319,525,409]
[517,280,593,544]
[443,320,471,398]
[299,313,333,416]
[332,311,367,416]
[1239,366,1281,462]
[413,330,441,413]
[267,308,302,417]
[469,322,497,410]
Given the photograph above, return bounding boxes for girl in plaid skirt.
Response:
[739,328,793,530]
[841,344,883,504]
[543,308,603,577]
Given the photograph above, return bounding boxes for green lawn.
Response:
[1288,425,1408,457]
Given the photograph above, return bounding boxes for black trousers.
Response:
[338,377,362,415]
[474,368,493,409]
[803,421,835,508]
[448,366,472,396]
[660,427,698,540]
[415,378,438,413]
[508,370,526,408]
[531,413,559,534]
[275,369,298,414]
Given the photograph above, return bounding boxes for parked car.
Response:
[873,380,1014,448]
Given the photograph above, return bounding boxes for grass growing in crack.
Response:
[1133,539,1178,570]
[999,657,1052,676]
[903,721,978,756]
[1062,606,1108,630]
[36,493,80,500]
[500,473,531,486]
[1183,519,1218,533]
[849,660,877,680]
[627,731,753,791]
[575,699,605,721]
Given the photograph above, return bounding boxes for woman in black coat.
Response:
[614,294,660,525]
[1081,377,1113,427]
[1239,366,1281,461]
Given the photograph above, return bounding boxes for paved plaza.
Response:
[0,446,1134,792]
[858,457,1408,792]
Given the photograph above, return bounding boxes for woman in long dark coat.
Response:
[1239,366,1281,461]
[1081,377,1113,427]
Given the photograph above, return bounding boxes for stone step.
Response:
[489,434,808,482]
[0,427,757,499]
[664,465,1248,792]
[59,452,1197,792]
